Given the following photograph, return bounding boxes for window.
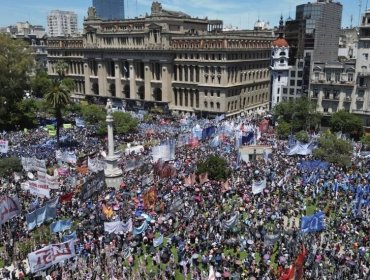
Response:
[283,88,288,94]
[298,71,303,77]
[291,71,296,77]
[290,80,295,86]
[278,75,281,82]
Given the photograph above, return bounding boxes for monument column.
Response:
[144,61,152,101]
[104,99,123,189]
[128,59,136,99]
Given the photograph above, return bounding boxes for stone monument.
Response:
[104,99,122,189]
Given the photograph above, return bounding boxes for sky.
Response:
[0,0,366,32]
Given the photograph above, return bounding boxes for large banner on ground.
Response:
[80,171,105,201]
[0,196,21,225]
[21,157,46,172]
[28,181,50,198]
[28,239,76,273]
[0,139,9,153]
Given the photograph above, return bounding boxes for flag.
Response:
[190,173,197,185]
[60,192,74,203]
[199,173,209,184]
[188,137,199,149]
[210,135,220,147]
[294,245,307,280]
[208,265,215,280]
[252,179,267,194]
[153,234,164,247]
[221,180,231,193]
[184,175,192,186]
[102,203,114,219]
[50,219,72,233]
[301,211,325,233]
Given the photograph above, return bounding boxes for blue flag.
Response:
[62,231,77,242]
[153,234,164,247]
[301,211,325,233]
[50,219,72,233]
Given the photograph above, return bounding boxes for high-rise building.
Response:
[285,0,342,93]
[46,2,273,117]
[47,10,78,37]
[93,0,124,20]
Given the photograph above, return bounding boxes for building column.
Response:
[128,59,136,99]
[144,61,152,101]
[97,59,107,97]
[199,66,204,84]
[162,62,172,103]
[317,88,324,112]
[114,59,123,98]
[84,62,91,95]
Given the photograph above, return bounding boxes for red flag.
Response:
[280,265,295,280]
[294,245,307,280]
[259,119,269,133]
[60,192,74,203]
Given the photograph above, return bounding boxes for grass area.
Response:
[0,246,4,268]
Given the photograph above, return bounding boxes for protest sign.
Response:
[0,139,9,153]
[0,196,21,225]
[80,171,105,201]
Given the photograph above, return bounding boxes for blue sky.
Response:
[0,0,364,31]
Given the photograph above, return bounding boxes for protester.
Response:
[0,113,369,280]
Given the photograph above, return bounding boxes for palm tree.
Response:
[45,61,73,146]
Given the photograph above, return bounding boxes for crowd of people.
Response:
[0,113,369,280]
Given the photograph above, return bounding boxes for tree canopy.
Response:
[196,155,231,181]
[273,97,322,135]
[313,131,353,166]
[0,33,33,130]
[30,70,52,98]
[330,110,363,138]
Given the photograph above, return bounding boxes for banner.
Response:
[88,157,105,173]
[37,171,59,190]
[21,157,46,172]
[301,211,325,233]
[80,171,105,201]
[62,231,77,242]
[286,141,316,156]
[28,181,50,198]
[26,198,58,230]
[50,219,72,233]
[252,179,267,194]
[0,139,9,153]
[48,130,56,136]
[0,196,21,225]
[56,150,77,164]
[133,220,148,235]
[151,143,175,162]
[60,192,74,203]
[223,212,239,230]
[63,123,72,129]
[104,219,132,234]
[28,239,76,273]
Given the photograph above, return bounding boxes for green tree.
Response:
[196,155,231,181]
[81,104,106,125]
[313,131,352,166]
[276,121,291,139]
[330,110,363,138]
[30,70,52,98]
[273,97,322,133]
[45,61,74,146]
[9,99,39,129]
[0,157,22,177]
[360,134,370,150]
[295,130,309,143]
[112,111,138,134]
[0,33,33,130]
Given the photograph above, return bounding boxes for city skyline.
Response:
[0,0,364,31]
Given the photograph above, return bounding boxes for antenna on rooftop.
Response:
[351,14,353,28]
[359,0,362,27]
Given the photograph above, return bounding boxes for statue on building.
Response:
[87,7,97,18]
[106,98,113,116]
[151,2,162,15]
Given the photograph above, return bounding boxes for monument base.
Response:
[105,175,122,190]
[104,155,123,190]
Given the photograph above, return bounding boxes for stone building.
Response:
[46,2,272,116]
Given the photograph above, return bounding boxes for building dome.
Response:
[272,37,289,48]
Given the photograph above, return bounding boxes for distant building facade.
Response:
[93,0,125,20]
[47,10,78,37]
[46,2,273,117]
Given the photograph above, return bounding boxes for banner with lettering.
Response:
[0,139,9,153]
[80,171,105,201]
[55,150,77,164]
[28,239,76,273]
[0,196,21,225]
[28,181,50,198]
[37,171,59,190]
[21,157,47,172]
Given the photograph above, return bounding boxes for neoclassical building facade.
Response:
[46,2,273,116]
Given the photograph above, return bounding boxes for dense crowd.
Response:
[0,114,369,280]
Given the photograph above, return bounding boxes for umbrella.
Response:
[263,254,270,260]
[247,239,254,245]
[191,253,200,259]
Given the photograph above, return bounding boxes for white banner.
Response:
[28,239,76,273]
[104,219,132,234]
[21,157,46,172]
[88,157,105,173]
[37,171,59,190]
[55,150,77,164]
[28,181,50,198]
[0,139,8,153]
[0,196,21,225]
[252,179,267,194]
